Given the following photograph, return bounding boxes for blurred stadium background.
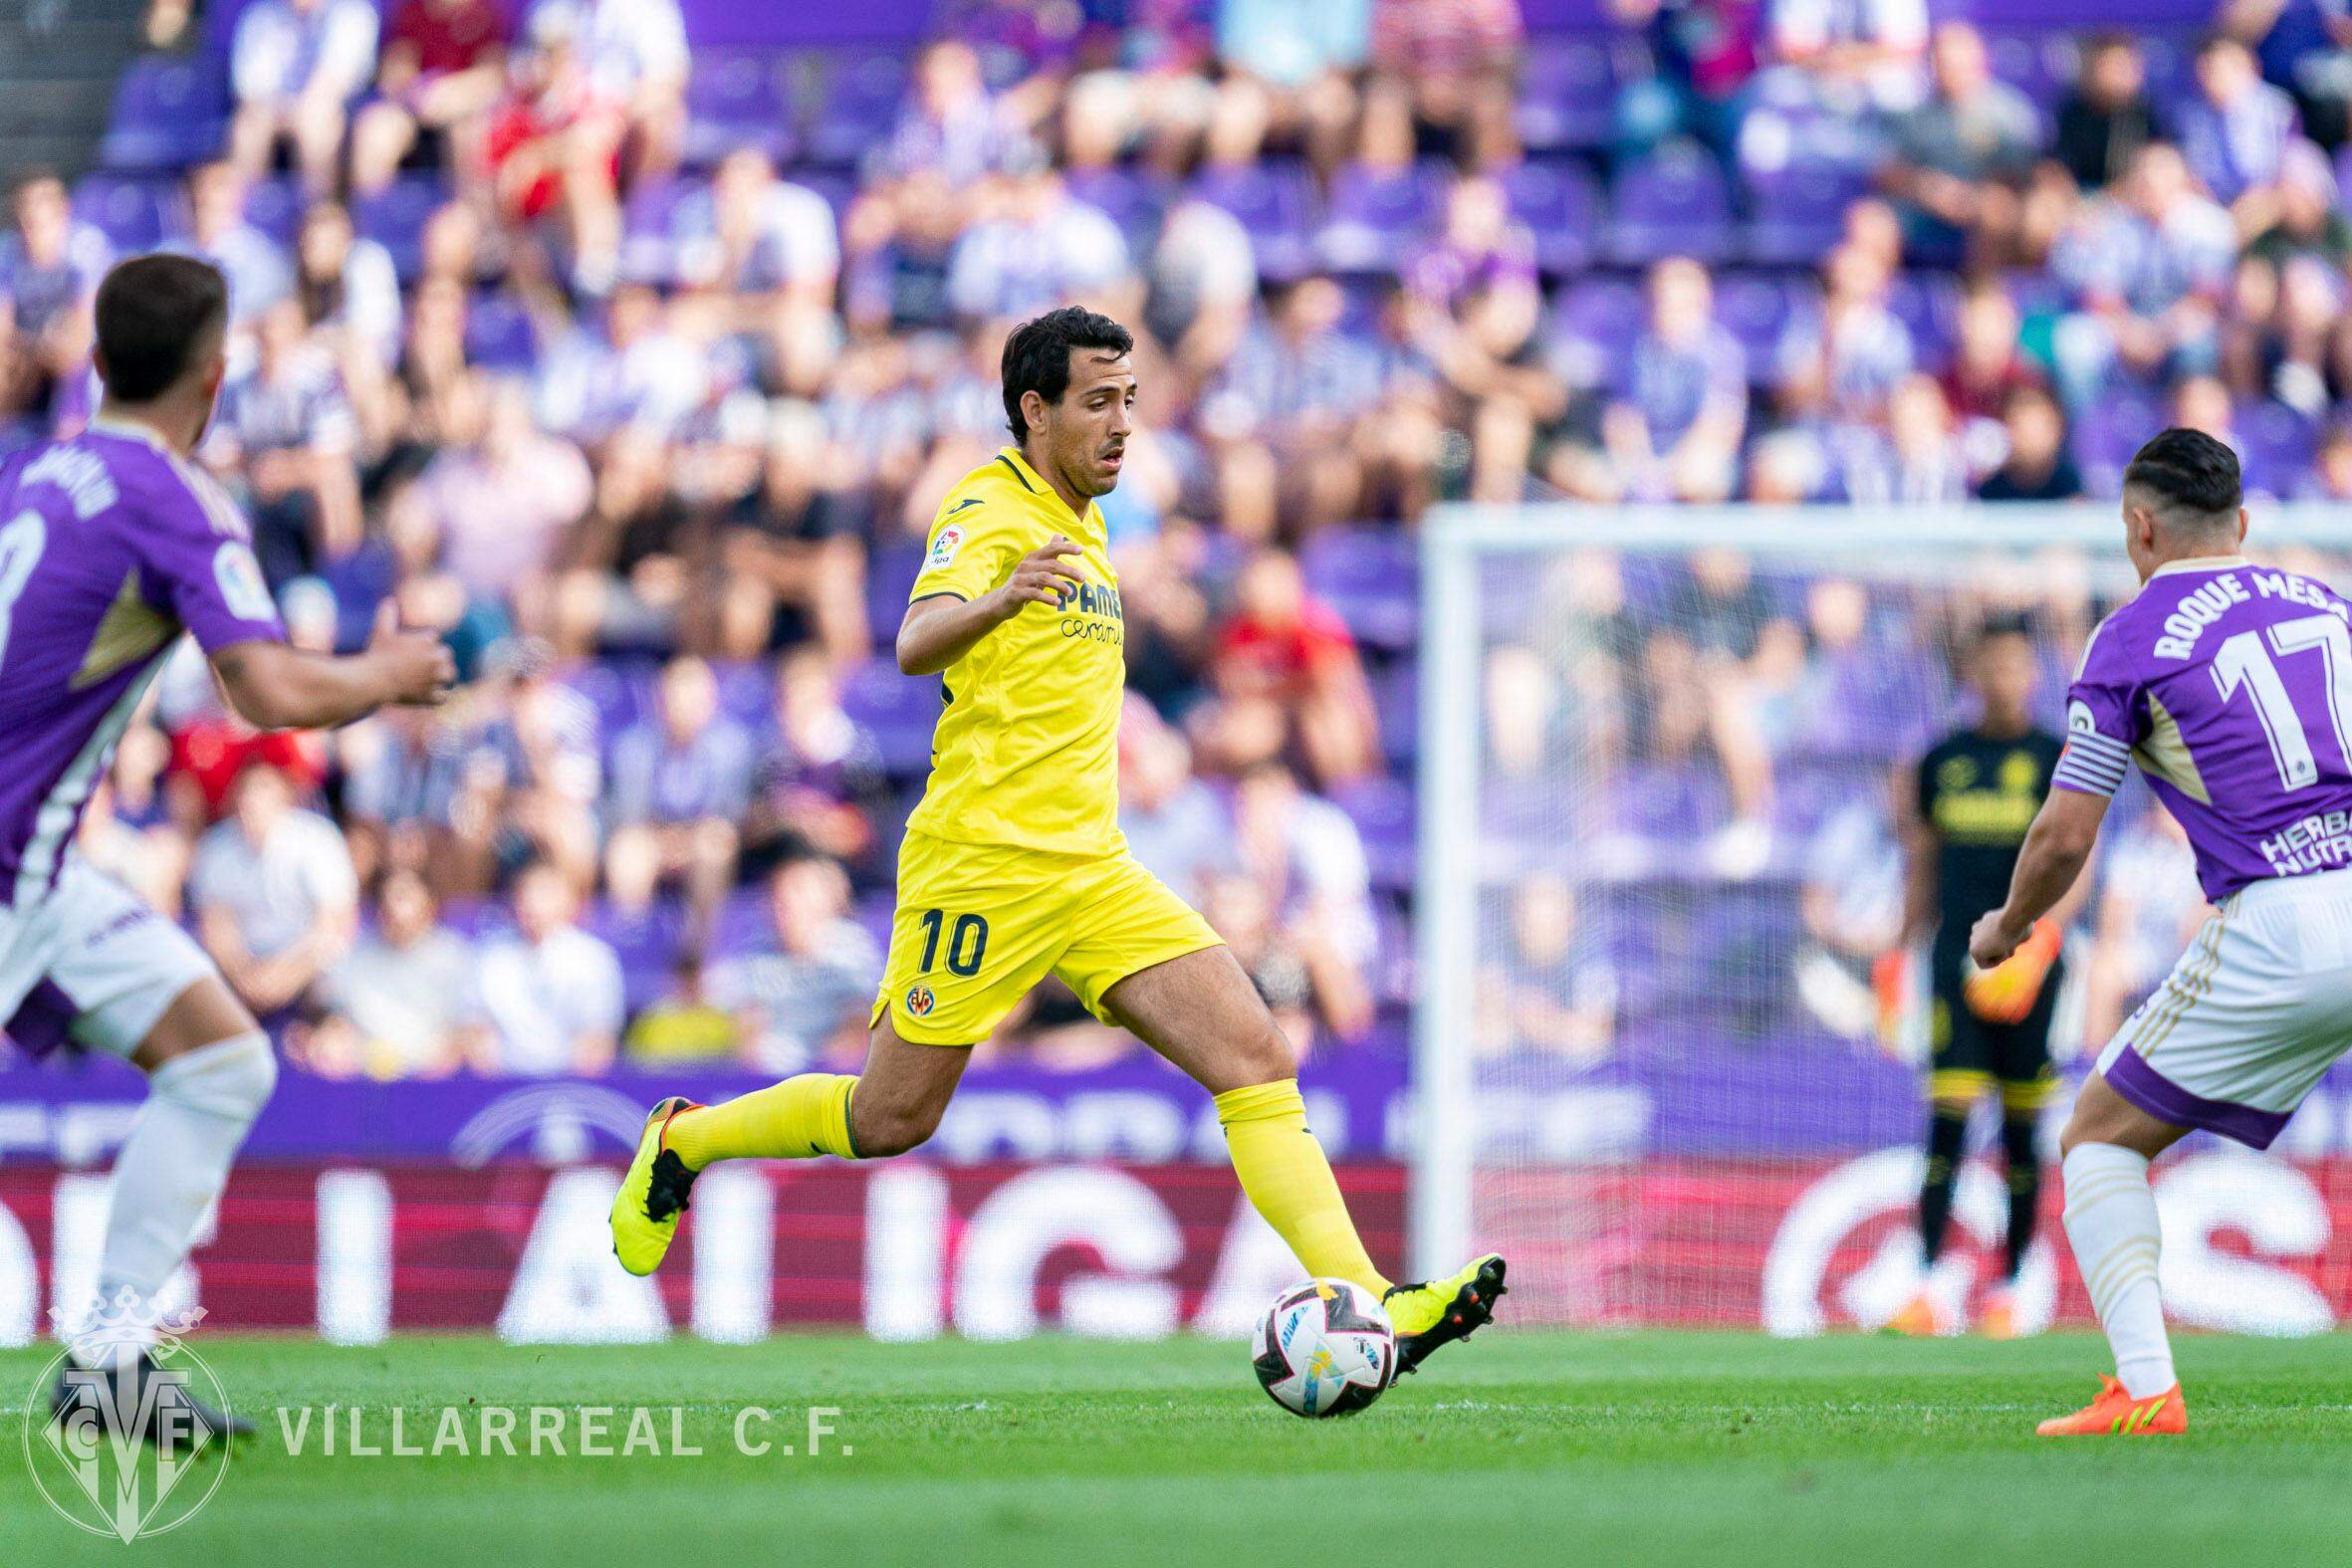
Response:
[0,0,2349,1346]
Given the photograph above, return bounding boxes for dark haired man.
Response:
[1888,618,2070,1341]
[0,252,451,1443]
[614,307,1507,1377]
[1,169,112,428]
[1974,427,2352,1436]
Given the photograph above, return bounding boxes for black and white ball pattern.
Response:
[1252,1278,1396,1418]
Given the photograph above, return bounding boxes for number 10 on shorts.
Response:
[916,909,989,977]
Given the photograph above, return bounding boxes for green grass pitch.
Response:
[3,1330,2347,1566]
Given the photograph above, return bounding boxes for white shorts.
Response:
[0,857,215,1061]
[2096,865,2352,1149]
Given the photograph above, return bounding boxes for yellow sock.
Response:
[665,1074,858,1170]
[1216,1079,1391,1296]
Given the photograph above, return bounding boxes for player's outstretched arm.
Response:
[895,533,1083,676]
[210,600,456,732]
[1969,787,2110,970]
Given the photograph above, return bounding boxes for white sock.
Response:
[89,1032,277,1355]
[2061,1142,2175,1398]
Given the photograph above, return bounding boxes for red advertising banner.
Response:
[3,1152,2345,1341]
[0,1162,1407,1343]
[1495,1153,2352,1335]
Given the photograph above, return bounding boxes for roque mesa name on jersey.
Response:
[2151,569,2347,660]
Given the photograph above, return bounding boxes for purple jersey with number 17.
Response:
[0,420,285,907]
[2057,556,2352,900]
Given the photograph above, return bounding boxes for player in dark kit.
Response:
[1888,619,2073,1339]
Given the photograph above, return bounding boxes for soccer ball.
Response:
[1252,1278,1396,1419]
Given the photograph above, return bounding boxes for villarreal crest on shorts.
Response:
[874,830,1219,1043]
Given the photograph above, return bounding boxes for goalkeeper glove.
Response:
[1962,917,2062,1024]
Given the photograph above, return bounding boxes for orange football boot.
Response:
[1979,1286,2020,1340]
[2034,1376,2187,1437]
[1883,1289,1951,1336]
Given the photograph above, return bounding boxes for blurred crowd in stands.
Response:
[4,0,2346,1075]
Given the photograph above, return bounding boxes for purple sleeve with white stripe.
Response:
[2055,618,2143,798]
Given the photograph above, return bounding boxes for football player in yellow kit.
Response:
[611,307,1503,1373]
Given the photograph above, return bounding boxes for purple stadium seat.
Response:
[1886,272,1961,372]
[351,175,444,283]
[1980,28,2076,113]
[1298,525,1418,650]
[1740,161,1867,267]
[1500,158,1601,275]
[792,170,857,224]
[1374,663,1416,771]
[1515,38,1617,152]
[1606,144,1733,266]
[1317,161,1446,273]
[708,885,773,960]
[683,51,797,167]
[564,659,652,742]
[2240,402,2317,496]
[2072,388,2164,494]
[1715,273,1815,381]
[1368,893,1413,1004]
[853,891,894,956]
[863,541,923,649]
[102,55,227,171]
[1482,777,1569,854]
[1772,757,1876,841]
[1960,0,2206,19]
[1551,275,1644,389]
[242,176,303,246]
[1331,777,1415,893]
[1610,761,1733,845]
[463,291,538,370]
[2000,269,2069,322]
[2140,33,2197,106]
[840,657,941,775]
[807,51,910,167]
[584,897,689,1014]
[618,176,700,286]
[73,176,168,252]
[1062,168,1168,250]
[438,897,504,940]
[1191,160,1316,281]
[688,50,786,125]
[713,658,776,728]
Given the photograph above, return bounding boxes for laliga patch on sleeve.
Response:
[2066,698,2097,735]
[212,541,277,623]
[928,525,965,570]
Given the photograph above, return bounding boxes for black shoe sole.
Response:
[1393,1256,1509,1378]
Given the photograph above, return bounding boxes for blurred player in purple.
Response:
[0,254,452,1444]
[1973,427,2352,1437]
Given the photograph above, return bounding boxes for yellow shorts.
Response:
[872,830,1223,1045]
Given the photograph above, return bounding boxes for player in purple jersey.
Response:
[0,254,451,1447]
[1971,427,2352,1437]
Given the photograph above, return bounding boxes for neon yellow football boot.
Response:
[609,1097,702,1276]
[1383,1253,1508,1376]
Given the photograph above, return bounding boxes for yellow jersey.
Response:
[902,447,1127,858]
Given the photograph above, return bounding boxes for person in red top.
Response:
[1203,550,1378,786]
[1937,280,2041,429]
[351,0,511,196]
[477,14,624,290]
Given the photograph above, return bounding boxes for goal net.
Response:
[1413,503,2352,1335]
